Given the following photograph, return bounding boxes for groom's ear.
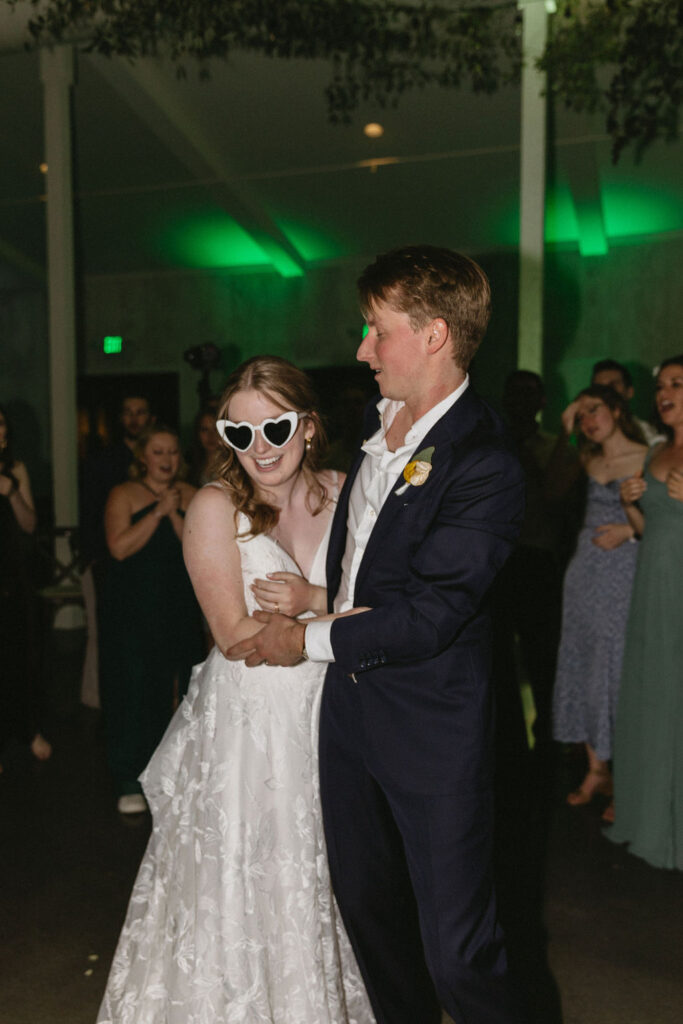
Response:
[425,317,449,355]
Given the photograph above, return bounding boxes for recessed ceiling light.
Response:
[363,122,384,139]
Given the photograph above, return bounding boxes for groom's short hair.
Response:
[357,245,491,370]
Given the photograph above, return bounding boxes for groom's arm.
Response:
[326,444,524,675]
[227,443,523,670]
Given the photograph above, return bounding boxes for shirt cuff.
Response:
[304,619,335,662]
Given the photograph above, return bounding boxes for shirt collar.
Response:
[363,375,469,457]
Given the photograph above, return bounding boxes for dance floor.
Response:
[1,629,681,1024]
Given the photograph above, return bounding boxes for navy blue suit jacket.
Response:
[325,386,525,794]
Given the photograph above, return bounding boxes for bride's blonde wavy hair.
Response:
[212,356,328,537]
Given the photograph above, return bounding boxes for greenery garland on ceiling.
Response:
[543,1,683,161]
[5,0,682,160]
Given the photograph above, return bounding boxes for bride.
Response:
[97,356,374,1024]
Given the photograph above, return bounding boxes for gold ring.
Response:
[274,603,279,613]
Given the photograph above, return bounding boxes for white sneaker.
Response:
[117,793,147,814]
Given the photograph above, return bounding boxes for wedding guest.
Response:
[591,358,664,446]
[0,404,51,770]
[186,406,220,487]
[553,386,647,813]
[494,370,577,750]
[608,355,683,868]
[97,424,204,814]
[79,394,154,709]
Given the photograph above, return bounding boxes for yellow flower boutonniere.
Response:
[395,446,435,496]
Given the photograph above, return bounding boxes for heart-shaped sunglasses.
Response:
[216,411,307,452]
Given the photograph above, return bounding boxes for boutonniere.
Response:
[395,446,435,495]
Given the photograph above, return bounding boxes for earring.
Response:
[305,437,312,451]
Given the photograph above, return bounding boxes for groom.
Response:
[229,245,525,1023]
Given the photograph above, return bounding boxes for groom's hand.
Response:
[226,611,306,667]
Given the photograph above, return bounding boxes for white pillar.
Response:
[40,46,81,620]
[517,1,553,375]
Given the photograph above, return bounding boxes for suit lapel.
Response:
[352,387,484,596]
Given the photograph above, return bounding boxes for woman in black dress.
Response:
[0,405,51,770]
[98,424,205,813]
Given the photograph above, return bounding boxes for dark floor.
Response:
[1,630,682,1024]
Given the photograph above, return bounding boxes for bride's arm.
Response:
[183,487,264,657]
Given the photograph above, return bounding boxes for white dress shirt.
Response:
[305,376,469,662]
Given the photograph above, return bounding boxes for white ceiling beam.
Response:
[87,53,306,277]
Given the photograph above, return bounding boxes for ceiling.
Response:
[1,8,682,286]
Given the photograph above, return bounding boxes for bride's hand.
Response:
[251,572,320,617]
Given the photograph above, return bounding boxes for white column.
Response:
[517,1,553,375]
[40,46,81,619]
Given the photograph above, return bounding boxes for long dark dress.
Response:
[0,490,40,755]
[98,502,205,797]
[552,477,638,761]
[608,468,683,869]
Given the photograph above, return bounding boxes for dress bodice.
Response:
[581,476,630,530]
[237,507,333,615]
[640,469,683,529]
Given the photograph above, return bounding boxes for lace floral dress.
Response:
[97,503,374,1024]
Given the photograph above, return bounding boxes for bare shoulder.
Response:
[184,482,237,533]
[108,481,135,505]
[13,461,30,482]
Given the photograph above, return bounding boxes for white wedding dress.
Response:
[97,500,375,1024]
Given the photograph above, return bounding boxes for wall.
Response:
[543,233,683,426]
[81,262,367,437]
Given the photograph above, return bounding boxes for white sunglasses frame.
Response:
[216,410,307,452]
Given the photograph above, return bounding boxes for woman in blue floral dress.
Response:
[553,385,647,812]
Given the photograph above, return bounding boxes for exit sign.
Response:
[103,335,123,354]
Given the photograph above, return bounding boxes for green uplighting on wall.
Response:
[277,219,346,264]
[602,184,683,238]
[103,335,123,354]
[267,248,305,279]
[362,323,369,339]
[485,180,682,256]
[162,215,270,271]
[545,185,579,245]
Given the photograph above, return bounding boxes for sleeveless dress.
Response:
[98,503,205,796]
[97,498,375,1024]
[0,487,40,754]
[552,477,638,761]
[608,467,683,870]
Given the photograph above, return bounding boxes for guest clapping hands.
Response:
[98,425,205,814]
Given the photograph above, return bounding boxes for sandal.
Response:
[566,768,612,807]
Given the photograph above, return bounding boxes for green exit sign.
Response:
[103,335,123,354]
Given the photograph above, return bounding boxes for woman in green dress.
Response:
[98,425,205,814]
[609,356,683,869]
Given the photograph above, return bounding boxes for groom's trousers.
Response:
[319,665,520,1024]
